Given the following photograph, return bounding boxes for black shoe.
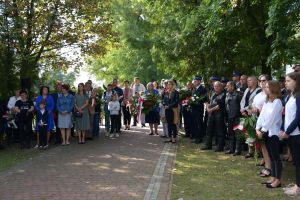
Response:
[225,150,234,154]
[261,181,273,185]
[201,146,212,150]
[160,135,167,138]
[132,124,137,127]
[149,133,154,136]
[164,140,172,143]
[233,151,241,156]
[266,183,281,188]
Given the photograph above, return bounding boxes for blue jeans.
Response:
[93,112,100,137]
[104,105,110,132]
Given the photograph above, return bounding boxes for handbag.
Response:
[73,109,83,118]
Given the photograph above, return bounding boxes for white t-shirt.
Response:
[7,96,21,110]
[256,99,282,137]
[252,91,266,110]
[285,96,300,136]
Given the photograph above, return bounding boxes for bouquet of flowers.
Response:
[233,115,257,145]
[233,114,260,164]
[129,96,139,115]
[179,89,192,102]
[140,93,160,114]
[187,93,206,107]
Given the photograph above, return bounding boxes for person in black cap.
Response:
[190,76,208,144]
[221,77,229,88]
[232,71,241,89]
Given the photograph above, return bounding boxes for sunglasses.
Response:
[259,79,267,82]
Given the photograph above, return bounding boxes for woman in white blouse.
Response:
[280,72,300,196]
[253,74,272,177]
[256,81,283,188]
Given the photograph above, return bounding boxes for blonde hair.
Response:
[167,80,176,91]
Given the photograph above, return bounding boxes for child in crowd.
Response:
[36,100,49,149]
[159,103,168,138]
[108,93,120,138]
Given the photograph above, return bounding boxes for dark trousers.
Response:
[265,135,282,179]
[39,125,48,146]
[166,108,177,138]
[191,106,204,141]
[133,114,138,125]
[205,112,224,150]
[288,135,300,186]
[227,118,239,152]
[117,111,121,132]
[93,112,100,137]
[110,115,119,133]
[53,112,61,143]
[122,106,131,125]
[19,120,32,148]
[182,106,192,137]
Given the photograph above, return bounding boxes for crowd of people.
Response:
[0,64,299,197]
[179,65,300,196]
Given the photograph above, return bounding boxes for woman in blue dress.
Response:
[35,86,54,147]
[145,82,160,135]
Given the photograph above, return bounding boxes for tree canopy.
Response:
[0,0,299,98]
[88,0,300,84]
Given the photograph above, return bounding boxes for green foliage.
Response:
[0,0,113,100]
[88,0,299,83]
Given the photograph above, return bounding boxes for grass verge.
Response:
[0,144,41,172]
[171,137,298,200]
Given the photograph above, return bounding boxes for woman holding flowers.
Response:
[256,81,283,188]
[163,80,179,143]
[145,82,160,135]
[280,72,300,196]
[122,80,133,130]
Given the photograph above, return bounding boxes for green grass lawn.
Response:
[171,137,299,200]
[0,144,42,172]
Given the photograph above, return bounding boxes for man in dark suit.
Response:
[51,81,62,144]
[191,76,208,144]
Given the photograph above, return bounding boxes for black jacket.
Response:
[163,90,179,109]
[36,110,49,127]
[225,91,242,119]
[192,85,208,107]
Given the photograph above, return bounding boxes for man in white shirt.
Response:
[131,77,146,95]
[6,89,21,141]
[7,89,21,111]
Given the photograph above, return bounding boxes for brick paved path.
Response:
[0,127,176,200]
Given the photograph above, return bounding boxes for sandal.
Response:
[258,168,271,177]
